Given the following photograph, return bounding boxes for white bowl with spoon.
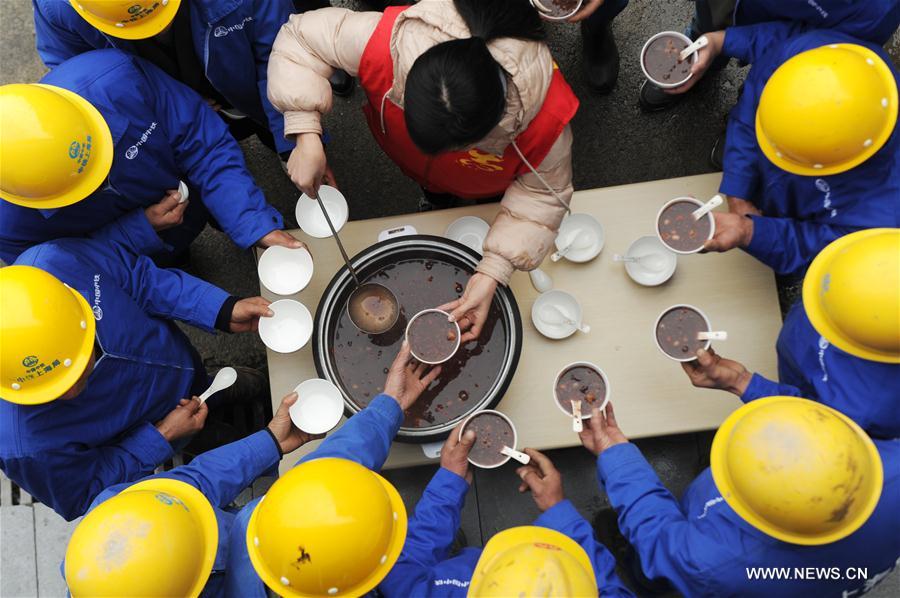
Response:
[552,214,605,263]
[614,236,677,286]
[531,290,590,339]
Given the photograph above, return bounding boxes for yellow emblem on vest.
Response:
[457,149,505,172]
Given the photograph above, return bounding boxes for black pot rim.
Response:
[312,234,523,442]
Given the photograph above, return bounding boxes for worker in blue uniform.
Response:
[682,229,900,439]
[379,426,633,597]
[32,0,353,158]
[0,236,276,520]
[60,392,321,598]
[581,399,900,596]
[224,343,442,598]
[0,49,304,265]
[640,0,900,111]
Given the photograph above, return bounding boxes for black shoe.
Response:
[709,130,726,171]
[329,69,355,98]
[639,79,682,113]
[581,21,620,94]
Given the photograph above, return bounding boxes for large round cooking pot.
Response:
[313,234,522,442]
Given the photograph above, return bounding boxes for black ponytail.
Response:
[405,0,545,155]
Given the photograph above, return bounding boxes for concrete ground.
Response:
[1,0,898,596]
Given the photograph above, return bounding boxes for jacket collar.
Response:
[188,0,243,25]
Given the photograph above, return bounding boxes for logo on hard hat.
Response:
[68,141,81,159]
[22,355,39,368]
[128,4,142,15]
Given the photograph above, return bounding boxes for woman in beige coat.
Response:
[268,0,578,340]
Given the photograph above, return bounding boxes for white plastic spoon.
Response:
[551,230,593,262]
[698,331,728,341]
[540,305,591,334]
[529,268,553,293]
[571,400,583,433]
[501,446,531,465]
[197,367,237,404]
[692,194,724,221]
[679,35,709,62]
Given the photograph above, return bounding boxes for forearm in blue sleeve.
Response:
[158,430,280,509]
[12,422,173,520]
[86,208,168,256]
[741,373,804,403]
[745,215,857,275]
[380,467,470,598]
[722,22,803,63]
[719,111,760,200]
[534,500,633,597]
[139,59,282,248]
[32,0,103,68]
[299,394,403,471]
[597,443,710,596]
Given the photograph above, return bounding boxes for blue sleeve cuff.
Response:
[742,373,803,403]
[721,26,752,62]
[368,393,404,430]
[534,499,583,529]
[119,422,173,467]
[191,283,231,333]
[597,443,649,486]
[243,429,282,473]
[433,466,471,497]
[744,215,776,257]
[234,206,283,250]
[718,170,757,200]
[93,209,168,256]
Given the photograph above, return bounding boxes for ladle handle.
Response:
[315,195,359,285]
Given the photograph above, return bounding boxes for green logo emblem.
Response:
[22,356,39,368]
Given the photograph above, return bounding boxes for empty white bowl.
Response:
[445,216,490,255]
[624,236,677,286]
[295,185,349,239]
[289,378,344,434]
[257,246,314,295]
[532,290,584,340]
[258,299,313,353]
[555,213,605,262]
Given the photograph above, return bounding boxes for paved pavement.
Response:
[1,0,898,595]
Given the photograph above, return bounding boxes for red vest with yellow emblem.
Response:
[358,6,579,199]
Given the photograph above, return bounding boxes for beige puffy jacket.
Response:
[268,0,575,285]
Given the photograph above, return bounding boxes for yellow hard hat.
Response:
[469,526,597,597]
[711,396,883,546]
[64,478,218,598]
[756,44,898,176]
[0,83,113,209]
[69,0,181,40]
[0,266,96,405]
[246,458,407,597]
[803,229,900,364]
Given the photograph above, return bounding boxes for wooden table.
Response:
[257,173,782,473]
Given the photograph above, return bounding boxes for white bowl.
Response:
[655,197,716,255]
[623,236,677,286]
[459,409,518,469]
[257,246,314,295]
[258,299,313,353]
[653,303,713,362]
[295,185,349,239]
[445,216,489,255]
[553,361,610,419]
[289,378,344,434]
[640,31,699,89]
[531,0,584,21]
[405,309,461,365]
[555,213,605,262]
[532,290,583,340]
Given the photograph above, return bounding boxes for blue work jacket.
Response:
[0,237,227,520]
[32,0,294,154]
[62,429,281,597]
[379,468,633,597]
[743,302,900,439]
[0,49,282,264]
[598,440,900,597]
[223,393,405,597]
[718,26,900,276]
[733,0,900,44]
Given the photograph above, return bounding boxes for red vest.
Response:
[358,7,579,199]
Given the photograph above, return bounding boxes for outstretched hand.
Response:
[441,422,476,482]
[267,391,324,454]
[383,342,442,410]
[439,273,498,344]
[579,402,629,457]
[681,348,752,396]
[516,449,565,512]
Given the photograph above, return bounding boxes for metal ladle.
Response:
[313,192,399,335]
